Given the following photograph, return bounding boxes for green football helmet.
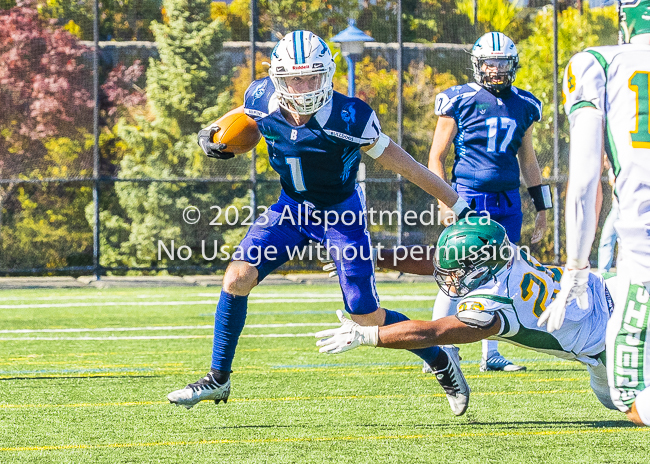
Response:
[619,0,650,43]
[433,218,512,297]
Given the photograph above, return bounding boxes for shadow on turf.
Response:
[355,420,636,429]
[205,420,635,431]
[0,374,155,381]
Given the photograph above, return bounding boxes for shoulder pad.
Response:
[455,298,499,329]
[244,78,276,120]
[513,87,543,122]
[434,84,480,117]
[562,51,607,116]
[324,95,380,145]
[456,309,498,329]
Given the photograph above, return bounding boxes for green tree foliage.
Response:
[103,0,238,270]
[457,0,520,35]
[35,0,161,41]
[514,4,618,259]
[258,0,357,40]
[357,0,474,43]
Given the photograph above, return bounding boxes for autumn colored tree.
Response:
[0,4,144,270]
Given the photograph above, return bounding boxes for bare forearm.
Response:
[377,141,459,207]
[520,160,543,187]
[518,128,543,187]
[377,317,495,349]
[377,246,435,275]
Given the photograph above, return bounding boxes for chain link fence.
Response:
[0,0,619,276]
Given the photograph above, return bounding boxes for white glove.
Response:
[537,267,590,333]
[315,310,379,354]
[321,248,378,278]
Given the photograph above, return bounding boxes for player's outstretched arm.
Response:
[376,246,435,275]
[316,310,499,354]
[320,245,434,277]
[538,107,603,333]
[366,139,468,214]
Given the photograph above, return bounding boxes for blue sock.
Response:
[383,309,442,368]
[211,290,248,373]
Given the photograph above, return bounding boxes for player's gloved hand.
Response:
[320,248,378,278]
[320,251,337,278]
[537,267,590,333]
[315,310,379,354]
[198,124,235,160]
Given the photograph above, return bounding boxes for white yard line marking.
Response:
[202,292,345,298]
[0,323,337,334]
[0,295,433,310]
[0,333,318,341]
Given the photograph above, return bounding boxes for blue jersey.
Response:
[243,77,381,208]
[435,83,542,192]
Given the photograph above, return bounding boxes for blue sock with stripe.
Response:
[211,290,248,373]
[383,309,442,368]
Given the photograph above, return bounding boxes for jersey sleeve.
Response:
[524,92,543,123]
[563,51,607,116]
[348,99,382,146]
[243,77,276,121]
[456,294,514,332]
[434,87,458,118]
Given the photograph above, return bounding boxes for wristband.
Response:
[450,196,471,216]
[527,184,553,211]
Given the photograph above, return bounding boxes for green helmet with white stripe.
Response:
[619,0,650,43]
[433,218,512,297]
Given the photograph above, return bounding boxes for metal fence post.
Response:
[250,0,258,217]
[552,0,560,265]
[396,0,403,248]
[92,0,101,280]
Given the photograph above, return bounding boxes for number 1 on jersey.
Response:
[286,157,307,192]
[629,71,650,148]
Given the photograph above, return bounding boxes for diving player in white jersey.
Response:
[537,0,650,426]
[315,219,619,415]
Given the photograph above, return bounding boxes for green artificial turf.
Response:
[0,283,647,463]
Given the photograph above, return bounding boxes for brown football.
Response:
[211,112,262,155]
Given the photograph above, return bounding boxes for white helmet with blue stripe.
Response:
[268,30,336,115]
[471,32,519,94]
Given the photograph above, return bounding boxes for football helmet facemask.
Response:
[619,0,650,44]
[433,218,513,297]
[268,30,336,115]
[471,32,519,94]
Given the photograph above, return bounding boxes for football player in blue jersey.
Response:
[426,32,553,373]
[168,30,473,411]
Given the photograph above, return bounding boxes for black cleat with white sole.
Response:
[432,346,470,416]
[167,372,230,409]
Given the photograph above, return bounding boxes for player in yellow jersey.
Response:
[538,0,650,426]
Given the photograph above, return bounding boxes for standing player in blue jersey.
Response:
[168,30,473,413]
[427,32,553,373]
